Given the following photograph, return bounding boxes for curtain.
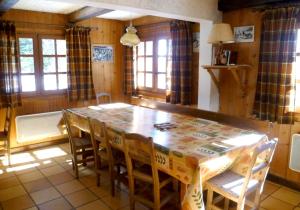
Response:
[170,20,193,105]
[253,7,300,124]
[0,21,21,108]
[124,46,136,96]
[66,27,95,101]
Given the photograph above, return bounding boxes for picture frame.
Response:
[193,32,200,53]
[92,44,114,62]
[234,25,255,43]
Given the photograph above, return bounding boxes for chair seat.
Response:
[73,137,93,149]
[133,165,173,188]
[206,170,260,199]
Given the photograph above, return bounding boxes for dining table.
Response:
[63,102,268,210]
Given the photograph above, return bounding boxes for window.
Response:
[18,35,67,93]
[294,30,300,111]
[134,38,172,95]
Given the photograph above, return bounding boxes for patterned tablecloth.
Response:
[65,103,267,210]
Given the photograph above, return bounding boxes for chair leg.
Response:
[206,189,213,210]
[237,197,246,210]
[224,198,230,210]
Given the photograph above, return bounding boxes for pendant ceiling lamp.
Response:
[120,21,140,47]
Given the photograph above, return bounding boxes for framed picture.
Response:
[92,44,114,62]
[193,32,200,53]
[234,25,254,43]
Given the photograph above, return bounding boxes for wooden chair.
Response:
[88,118,127,196]
[124,133,177,210]
[0,106,12,165]
[205,139,278,210]
[63,110,94,178]
[96,92,111,104]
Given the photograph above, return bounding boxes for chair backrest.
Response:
[3,106,12,137]
[124,133,159,184]
[88,118,113,160]
[239,138,278,199]
[96,92,111,104]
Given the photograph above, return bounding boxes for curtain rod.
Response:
[252,3,300,12]
[13,21,98,30]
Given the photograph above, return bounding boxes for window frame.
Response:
[17,33,67,96]
[134,35,171,98]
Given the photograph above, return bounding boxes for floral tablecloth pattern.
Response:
[65,103,267,210]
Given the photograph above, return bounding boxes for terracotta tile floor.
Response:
[0,143,299,210]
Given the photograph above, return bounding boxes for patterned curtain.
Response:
[66,27,95,101]
[253,7,300,124]
[170,20,192,105]
[124,46,136,96]
[0,21,21,108]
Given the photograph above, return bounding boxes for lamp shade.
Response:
[120,25,140,47]
[208,23,234,44]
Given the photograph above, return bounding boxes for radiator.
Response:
[290,134,300,172]
[16,111,65,143]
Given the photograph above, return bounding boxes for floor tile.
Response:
[17,170,44,183]
[24,207,38,210]
[101,189,129,210]
[0,185,27,202]
[40,165,65,177]
[76,200,110,210]
[79,174,97,188]
[0,176,20,190]
[14,165,39,175]
[263,181,281,196]
[56,179,85,195]
[1,195,35,210]
[0,172,15,180]
[23,178,52,193]
[261,196,294,210]
[29,187,61,205]
[47,171,74,186]
[89,184,111,198]
[38,197,72,210]
[37,160,58,170]
[271,187,300,205]
[65,189,97,207]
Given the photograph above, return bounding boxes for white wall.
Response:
[51,0,221,22]
[197,19,219,112]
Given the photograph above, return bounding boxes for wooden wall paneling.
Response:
[270,144,289,178]
[222,9,263,117]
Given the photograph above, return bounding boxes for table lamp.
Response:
[208,23,234,65]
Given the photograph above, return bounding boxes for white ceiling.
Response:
[12,0,85,14]
[97,10,145,21]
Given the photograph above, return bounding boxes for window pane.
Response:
[297,29,300,52]
[138,57,144,71]
[158,57,167,73]
[44,74,57,90]
[158,39,167,56]
[56,40,66,55]
[21,75,36,92]
[138,42,144,56]
[146,41,153,55]
[145,73,152,88]
[138,73,144,87]
[42,39,55,55]
[168,39,172,55]
[146,57,153,72]
[157,74,166,89]
[20,57,34,73]
[19,38,33,55]
[58,57,67,72]
[296,56,300,80]
[43,57,56,73]
[58,73,67,89]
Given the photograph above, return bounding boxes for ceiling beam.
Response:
[0,0,19,15]
[68,6,112,23]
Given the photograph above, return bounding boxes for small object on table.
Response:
[154,122,177,131]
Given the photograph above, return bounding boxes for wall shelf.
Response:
[202,65,252,97]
